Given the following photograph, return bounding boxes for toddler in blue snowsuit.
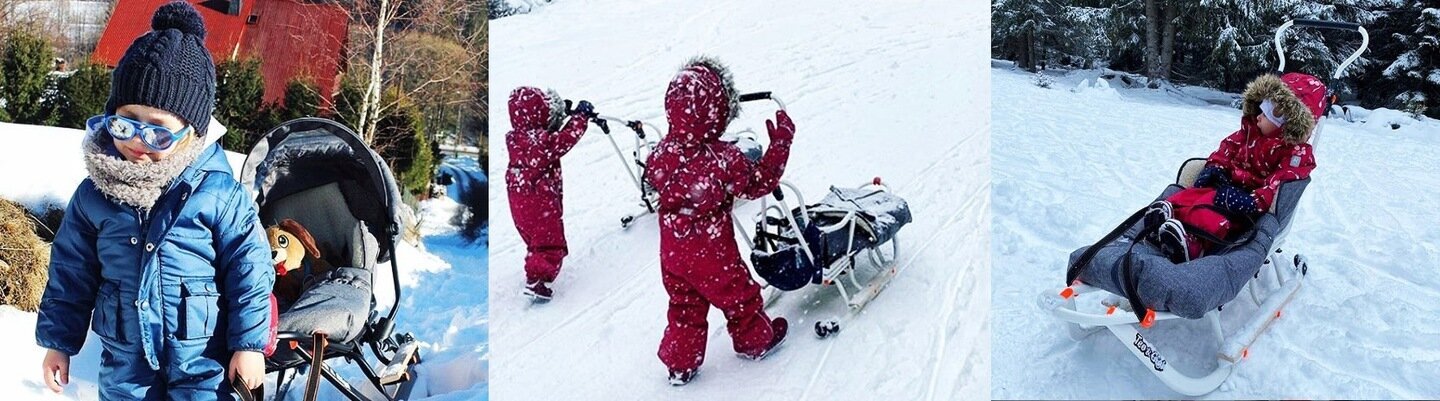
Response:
[35,3,275,399]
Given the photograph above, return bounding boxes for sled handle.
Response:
[594,115,651,139]
[739,91,788,110]
[1274,19,1369,80]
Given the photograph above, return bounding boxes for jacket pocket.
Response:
[90,282,122,342]
[180,280,220,340]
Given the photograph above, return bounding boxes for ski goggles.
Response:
[87,114,193,151]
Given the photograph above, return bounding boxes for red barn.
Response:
[93,0,349,107]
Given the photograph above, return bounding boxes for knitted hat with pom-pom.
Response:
[105,1,216,136]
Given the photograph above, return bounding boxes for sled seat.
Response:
[802,186,912,265]
[264,183,378,363]
[1067,158,1308,319]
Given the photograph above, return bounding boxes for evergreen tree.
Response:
[280,76,322,122]
[1381,4,1440,118]
[54,62,111,129]
[215,58,265,151]
[2,30,55,124]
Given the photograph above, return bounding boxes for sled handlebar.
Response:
[1274,19,1369,80]
[593,116,650,139]
[739,91,788,110]
[1291,19,1363,31]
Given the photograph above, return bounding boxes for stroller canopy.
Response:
[238,118,403,262]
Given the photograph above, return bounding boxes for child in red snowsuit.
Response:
[645,57,795,385]
[1147,73,1325,262]
[506,87,595,301]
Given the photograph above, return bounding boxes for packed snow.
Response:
[489,1,988,400]
[0,122,487,400]
[991,62,1440,399]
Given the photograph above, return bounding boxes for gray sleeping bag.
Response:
[267,183,379,344]
[1069,179,1307,319]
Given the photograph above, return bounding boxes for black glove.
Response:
[1214,184,1260,215]
[573,100,597,118]
[1194,166,1226,188]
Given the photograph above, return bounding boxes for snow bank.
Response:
[1072,77,1119,98]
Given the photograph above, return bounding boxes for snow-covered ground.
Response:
[991,63,1440,399]
[489,1,988,400]
[0,122,487,400]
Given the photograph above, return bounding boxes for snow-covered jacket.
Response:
[645,57,793,267]
[505,87,588,196]
[36,133,275,370]
[1202,73,1324,212]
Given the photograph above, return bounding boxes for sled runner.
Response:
[240,118,423,401]
[1038,19,1366,396]
[744,179,912,339]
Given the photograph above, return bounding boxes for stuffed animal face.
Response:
[265,219,322,276]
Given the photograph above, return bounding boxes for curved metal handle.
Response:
[1274,19,1369,79]
[738,91,787,110]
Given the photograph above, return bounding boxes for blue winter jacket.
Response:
[35,139,275,371]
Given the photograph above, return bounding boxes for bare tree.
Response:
[339,0,484,146]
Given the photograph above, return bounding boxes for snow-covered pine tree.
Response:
[1381,2,1440,118]
[993,0,1108,71]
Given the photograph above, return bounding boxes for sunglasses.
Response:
[87,114,192,151]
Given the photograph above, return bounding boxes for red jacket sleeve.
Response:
[1252,143,1315,213]
[1205,129,1246,171]
[507,116,589,169]
[724,136,793,200]
[548,115,589,158]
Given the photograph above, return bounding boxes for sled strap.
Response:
[1066,206,1150,285]
[1181,204,1260,255]
[231,378,262,401]
[303,332,329,401]
[1119,229,1158,325]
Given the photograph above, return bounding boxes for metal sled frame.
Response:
[736,179,902,339]
[592,115,664,228]
[592,92,789,229]
[1038,19,1364,396]
[269,330,422,401]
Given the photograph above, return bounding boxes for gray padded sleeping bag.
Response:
[1068,179,1307,319]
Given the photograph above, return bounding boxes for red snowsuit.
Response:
[646,61,794,372]
[506,87,589,283]
[1167,73,1324,258]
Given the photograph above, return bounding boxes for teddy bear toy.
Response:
[266,219,335,306]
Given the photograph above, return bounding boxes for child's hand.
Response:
[41,349,69,394]
[228,350,265,390]
[766,110,795,143]
[574,100,597,118]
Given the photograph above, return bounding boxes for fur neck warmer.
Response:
[82,131,205,212]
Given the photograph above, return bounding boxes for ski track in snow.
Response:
[991,65,1440,399]
[490,1,989,399]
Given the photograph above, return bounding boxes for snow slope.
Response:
[0,122,487,400]
[488,1,989,399]
[991,64,1440,399]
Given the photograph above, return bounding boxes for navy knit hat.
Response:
[105,1,216,136]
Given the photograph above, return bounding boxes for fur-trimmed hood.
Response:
[508,86,568,132]
[1240,73,1327,144]
[664,56,741,143]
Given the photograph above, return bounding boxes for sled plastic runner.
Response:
[1037,19,1365,396]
